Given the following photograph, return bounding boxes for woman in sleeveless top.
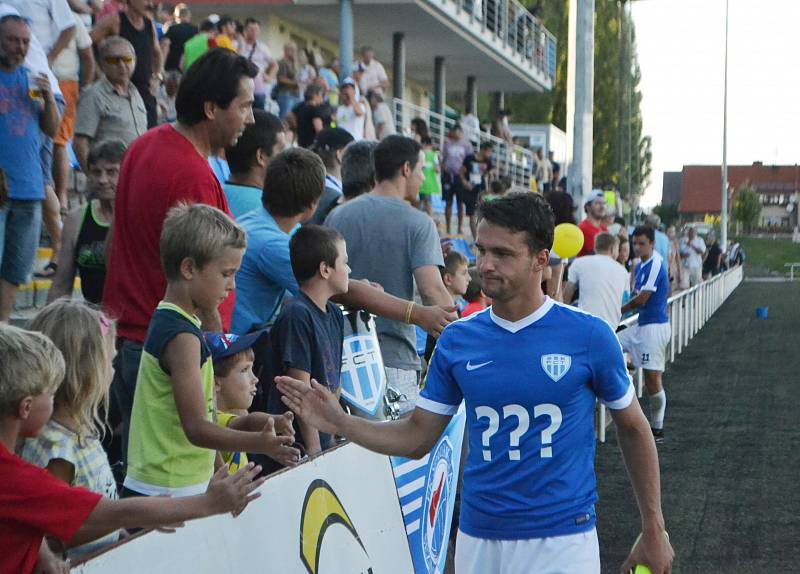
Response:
[48,141,126,304]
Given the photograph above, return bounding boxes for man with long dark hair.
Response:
[103,48,257,467]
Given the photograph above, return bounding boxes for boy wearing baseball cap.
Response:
[205,331,297,474]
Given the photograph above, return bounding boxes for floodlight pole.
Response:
[721,0,729,249]
[569,0,595,212]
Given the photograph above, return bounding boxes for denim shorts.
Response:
[0,200,43,285]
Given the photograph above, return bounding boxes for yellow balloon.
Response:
[552,223,584,259]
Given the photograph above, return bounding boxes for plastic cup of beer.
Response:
[27,70,43,101]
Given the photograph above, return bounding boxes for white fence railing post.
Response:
[597,265,743,443]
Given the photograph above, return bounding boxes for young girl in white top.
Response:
[21,299,120,559]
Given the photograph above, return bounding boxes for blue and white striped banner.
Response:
[391,407,466,574]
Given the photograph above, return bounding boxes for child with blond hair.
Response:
[20,300,120,559]
[0,323,266,574]
[124,204,299,497]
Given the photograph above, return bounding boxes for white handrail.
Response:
[597,264,744,442]
[433,0,556,80]
[392,98,535,189]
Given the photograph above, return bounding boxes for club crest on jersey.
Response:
[541,354,571,382]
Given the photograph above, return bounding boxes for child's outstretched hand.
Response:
[259,416,302,467]
[205,462,266,518]
[272,411,296,438]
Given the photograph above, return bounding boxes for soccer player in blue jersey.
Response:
[277,193,674,573]
[620,225,672,443]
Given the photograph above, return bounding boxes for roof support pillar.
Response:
[392,32,406,99]
[339,0,354,79]
[466,75,477,116]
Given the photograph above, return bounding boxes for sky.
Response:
[632,0,800,207]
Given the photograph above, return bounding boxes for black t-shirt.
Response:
[165,22,198,71]
[74,203,109,305]
[266,293,344,454]
[704,241,722,275]
[293,102,327,148]
[462,154,494,193]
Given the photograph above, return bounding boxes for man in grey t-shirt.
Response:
[326,135,452,413]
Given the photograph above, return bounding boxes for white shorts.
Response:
[384,367,420,415]
[617,322,671,372]
[454,528,600,574]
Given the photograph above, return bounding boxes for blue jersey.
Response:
[634,252,669,325]
[418,298,633,540]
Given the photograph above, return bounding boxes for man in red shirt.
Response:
[577,190,608,257]
[103,48,258,467]
[0,324,265,574]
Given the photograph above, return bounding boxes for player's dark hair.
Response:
[373,136,422,183]
[478,192,554,255]
[225,110,284,173]
[262,148,325,217]
[290,225,343,284]
[632,225,655,243]
[176,49,257,124]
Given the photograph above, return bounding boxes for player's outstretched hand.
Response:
[275,376,345,435]
[621,530,674,574]
[415,304,458,337]
[205,462,267,518]
[259,417,302,467]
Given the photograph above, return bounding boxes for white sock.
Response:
[649,390,666,430]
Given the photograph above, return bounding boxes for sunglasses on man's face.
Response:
[104,55,134,65]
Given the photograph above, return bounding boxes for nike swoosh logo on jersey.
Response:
[466,360,493,371]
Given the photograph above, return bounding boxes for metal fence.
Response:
[437,0,557,80]
[392,98,534,189]
[596,264,745,443]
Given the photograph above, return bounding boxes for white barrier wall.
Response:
[72,443,414,574]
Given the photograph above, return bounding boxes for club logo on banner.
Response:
[391,408,466,574]
[299,478,374,574]
[340,334,387,416]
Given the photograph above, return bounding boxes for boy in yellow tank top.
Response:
[124,205,300,497]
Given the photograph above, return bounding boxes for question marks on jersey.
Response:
[475,403,563,460]
[533,404,562,458]
[475,406,499,461]
[502,405,530,461]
